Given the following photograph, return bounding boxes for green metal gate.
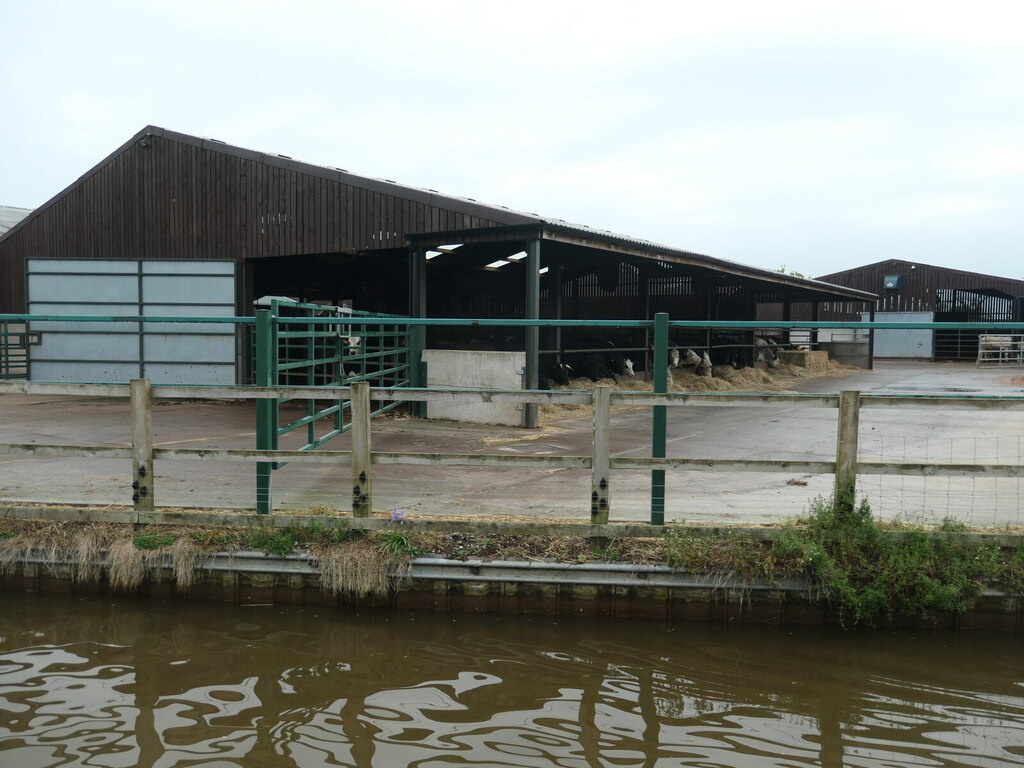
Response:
[0,321,32,380]
[254,298,413,514]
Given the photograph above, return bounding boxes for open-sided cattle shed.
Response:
[0,125,875,381]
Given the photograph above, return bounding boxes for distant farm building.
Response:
[0,206,32,237]
[816,260,1024,360]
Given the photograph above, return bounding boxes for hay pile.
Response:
[540,360,858,423]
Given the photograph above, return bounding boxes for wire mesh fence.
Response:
[3,382,1020,528]
[858,429,1024,528]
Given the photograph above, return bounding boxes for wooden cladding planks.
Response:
[0,132,522,312]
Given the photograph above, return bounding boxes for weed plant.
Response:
[777,499,1001,624]
[190,528,236,548]
[663,498,1024,626]
[133,533,175,550]
[247,520,363,557]
[662,526,784,584]
[376,530,421,559]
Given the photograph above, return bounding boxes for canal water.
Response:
[2,593,1023,767]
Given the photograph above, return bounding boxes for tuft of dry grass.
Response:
[0,526,49,573]
[309,540,393,598]
[168,537,205,593]
[34,523,78,569]
[107,538,146,591]
[662,526,788,585]
[0,520,209,592]
[71,525,113,583]
[0,521,85,575]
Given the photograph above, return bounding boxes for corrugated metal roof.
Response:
[142,128,873,299]
[0,206,32,236]
[534,221,878,300]
[411,221,878,301]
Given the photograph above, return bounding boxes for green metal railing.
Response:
[254,299,413,513]
[0,321,31,380]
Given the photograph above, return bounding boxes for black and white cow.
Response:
[551,337,631,383]
[755,336,781,368]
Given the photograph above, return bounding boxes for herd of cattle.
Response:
[540,335,783,387]
[335,330,790,388]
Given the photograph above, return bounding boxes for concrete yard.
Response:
[1,361,1022,527]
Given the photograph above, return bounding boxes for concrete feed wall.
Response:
[819,341,871,368]
[423,349,525,426]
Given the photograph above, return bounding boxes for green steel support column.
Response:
[409,246,427,417]
[334,308,344,433]
[650,312,669,525]
[641,274,652,373]
[0,321,7,379]
[255,309,277,514]
[867,305,876,370]
[524,239,541,428]
[306,305,316,446]
[544,258,562,363]
[782,298,792,347]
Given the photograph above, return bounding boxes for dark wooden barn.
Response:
[0,125,875,382]
[816,259,1024,359]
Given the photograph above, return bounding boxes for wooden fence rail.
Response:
[1,381,1023,521]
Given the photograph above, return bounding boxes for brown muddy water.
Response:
[2,594,1024,768]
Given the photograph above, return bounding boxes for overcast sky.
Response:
[3,0,1022,279]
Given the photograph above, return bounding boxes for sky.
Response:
[2,0,1023,280]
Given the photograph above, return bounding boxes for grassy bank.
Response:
[2,500,1022,626]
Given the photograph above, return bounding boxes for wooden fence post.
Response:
[591,384,611,526]
[835,390,860,515]
[130,378,154,516]
[351,381,372,517]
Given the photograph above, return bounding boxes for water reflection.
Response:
[1,593,1023,766]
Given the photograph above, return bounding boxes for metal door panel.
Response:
[143,334,235,362]
[141,260,235,275]
[29,259,140,274]
[27,258,237,384]
[34,333,140,361]
[143,275,235,304]
[143,363,235,385]
[29,274,139,303]
[867,311,935,359]
[29,361,141,382]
